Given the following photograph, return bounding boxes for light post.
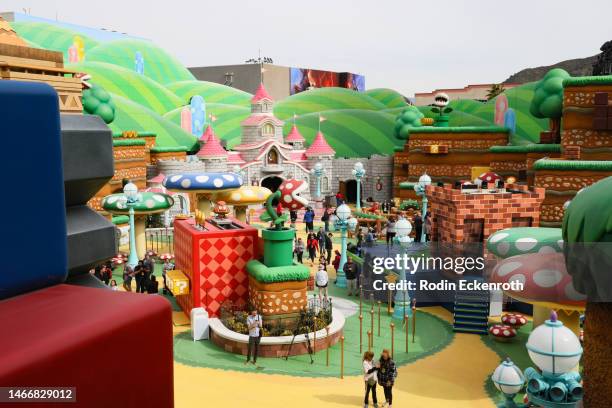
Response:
[352,162,365,211]
[392,218,413,320]
[311,162,324,200]
[413,172,431,243]
[334,203,356,288]
[491,311,583,408]
[123,182,141,268]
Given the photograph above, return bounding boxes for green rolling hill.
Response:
[167,81,253,107]
[364,88,408,108]
[11,22,99,61]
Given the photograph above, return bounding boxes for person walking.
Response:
[385,217,396,248]
[324,233,333,265]
[343,257,358,296]
[303,207,315,233]
[123,264,134,291]
[321,207,330,232]
[134,260,147,293]
[306,233,319,265]
[363,351,379,408]
[332,249,341,272]
[413,212,423,243]
[289,209,298,228]
[245,309,262,365]
[378,349,397,408]
[317,227,326,257]
[294,237,305,263]
[424,211,432,242]
[315,263,329,300]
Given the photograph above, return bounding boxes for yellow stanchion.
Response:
[325,326,330,367]
[377,301,381,336]
[390,323,395,359]
[340,336,345,379]
[359,314,363,353]
[404,314,409,353]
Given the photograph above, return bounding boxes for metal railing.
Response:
[145,227,174,255]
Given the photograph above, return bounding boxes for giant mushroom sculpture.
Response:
[211,186,272,223]
[102,191,174,261]
[487,227,563,259]
[490,251,585,334]
[163,172,242,218]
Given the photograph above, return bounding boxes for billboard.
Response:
[290,68,365,94]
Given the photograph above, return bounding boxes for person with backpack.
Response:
[317,227,326,258]
[363,351,379,408]
[321,207,331,232]
[315,263,329,300]
[324,232,333,264]
[378,349,398,408]
[343,257,358,296]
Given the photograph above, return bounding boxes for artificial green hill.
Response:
[364,88,408,108]
[274,87,387,119]
[166,80,253,107]
[283,109,397,158]
[69,61,183,115]
[10,22,99,60]
[84,39,195,85]
[164,103,250,148]
[110,94,198,151]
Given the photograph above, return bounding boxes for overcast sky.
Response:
[5,0,612,96]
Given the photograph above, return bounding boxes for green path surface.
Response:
[173,296,453,377]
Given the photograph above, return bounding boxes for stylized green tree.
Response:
[529,68,571,142]
[83,84,116,124]
[563,176,612,408]
[393,105,423,139]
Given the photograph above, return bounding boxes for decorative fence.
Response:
[145,227,174,255]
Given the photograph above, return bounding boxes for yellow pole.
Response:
[390,323,395,359]
[412,305,416,343]
[367,331,372,351]
[359,285,363,315]
[377,301,381,336]
[325,327,330,367]
[359,314,363,353]
[313,317,317,354]
[370,309,374,348]
[387,289,392,315]
[405,314,409,353]
[134,216,146,260]
[340,336,345,379]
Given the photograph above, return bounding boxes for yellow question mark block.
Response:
[166,270,190,296]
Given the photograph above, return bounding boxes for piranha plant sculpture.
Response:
[431,92,453,127]
[247,179,310,321]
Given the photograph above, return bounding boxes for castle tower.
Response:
[285,124,305,150]
[239,83,284,146]
[197,126,228,172]
[305,131,336,198]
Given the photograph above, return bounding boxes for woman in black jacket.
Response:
[378,349,397,407]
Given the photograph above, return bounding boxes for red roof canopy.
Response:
[251,83,273,103]
[197,128,227,158]
[200,125,213,143]
[285,124,305,143]
[305,131,335,157]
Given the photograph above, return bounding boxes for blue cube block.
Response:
[0,81,67,299]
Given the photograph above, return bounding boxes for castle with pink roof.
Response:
[153,83,394,205]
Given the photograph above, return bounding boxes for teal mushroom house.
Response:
[102,191,174,261]
[162,172,243,217]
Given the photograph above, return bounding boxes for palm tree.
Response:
[486,84,505,101]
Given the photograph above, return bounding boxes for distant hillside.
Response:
[503,55,597,83]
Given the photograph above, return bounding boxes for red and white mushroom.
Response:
[159,253,174,261]
[477,172,503,187]
[501,313,527,329]
[490,252,586,334]
[489,324,517,342]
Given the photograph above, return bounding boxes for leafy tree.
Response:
[83,84,116,124]
[393,106,423,139]
[529,68,570,142]
[486,83,505,101]
[563,176,612,408]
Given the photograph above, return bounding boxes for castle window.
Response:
[267,148,279,164]
[262,123,274,137]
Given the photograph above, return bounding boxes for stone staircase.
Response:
[452,289,490,335]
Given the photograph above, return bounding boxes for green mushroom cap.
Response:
[487,227,562,259]
[102,192,174,215]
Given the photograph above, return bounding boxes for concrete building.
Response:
[414,83,520,105]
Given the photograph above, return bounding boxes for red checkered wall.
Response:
[174,222,193,281]
[196,235,255,317]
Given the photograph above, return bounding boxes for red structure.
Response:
[0,284,174,408]
[174,218,259,317]
[428,184,545,243]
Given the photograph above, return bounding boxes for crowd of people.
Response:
[91,252,175,295]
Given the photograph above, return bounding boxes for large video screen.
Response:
[290,68,365,94]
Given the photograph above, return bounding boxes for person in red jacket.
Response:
[306,233,319,265]
[332,249,341,272]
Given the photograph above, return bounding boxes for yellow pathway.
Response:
[173,307,498,408]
